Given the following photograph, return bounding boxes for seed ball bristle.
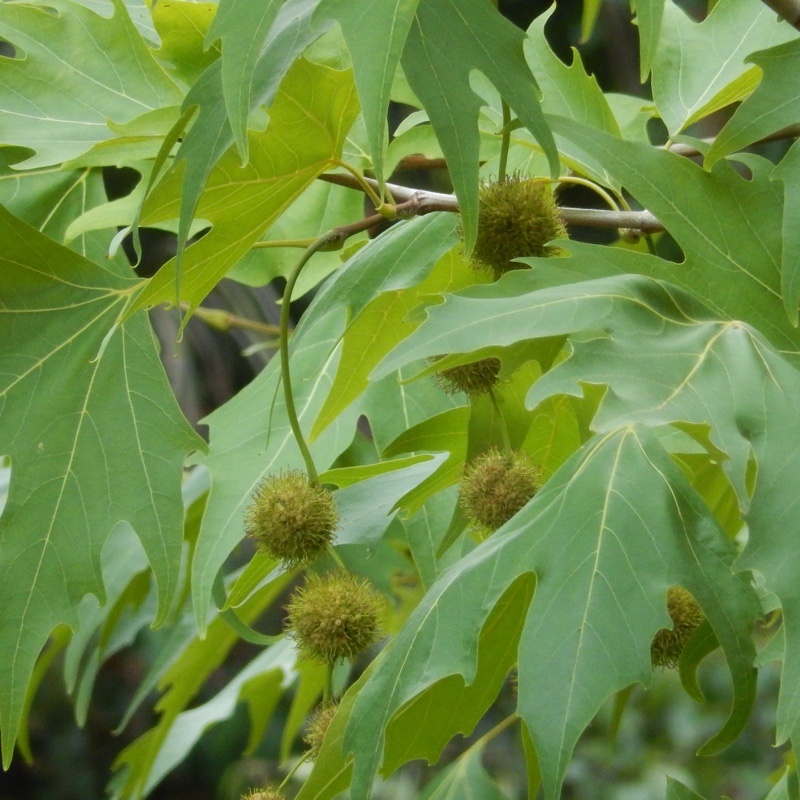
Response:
[432,356,502,397]
[241,789,284,800]
[245,471,338,567]
[286,573,384,663]
[471,175,567,280]
[650,587,705,669]
[304,703,338,759]
[459,448,541,533]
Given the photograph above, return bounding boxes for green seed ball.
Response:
[286,573,384,664]
[471,175,567,280]
[245,471,338,567]
[304,703,338,759]
[459,448,541,533]
[433,356,502,398]
[650,587,705,669]
[241,789,284,800]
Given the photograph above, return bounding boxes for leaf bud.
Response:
[459,448,541,533]
[286,573,384,663]
[245,471,338,567]
[650,586,705,669]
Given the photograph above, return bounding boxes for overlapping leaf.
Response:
[400,0,558,254]
[651,0,793,136]
[549,122,795,354]
[705,40,800,169]
[342,425,758,800]
[132,57,359,313]
[0,207,202,767]
[0,0,182,168]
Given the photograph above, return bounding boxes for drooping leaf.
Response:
[400,0,558,255]
[343,426,758,800]
[416,741,508,800]
[131,57,359,313]
[205,0,283,162]
[651,0,793,136]
[0,0,182,168]
[705,40,800,169]
[0,206,202,767]
[313,0,421,189]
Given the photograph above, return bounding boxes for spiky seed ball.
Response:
[304,704,338,759]
[459,448,541,533]
[241,789,284,800]
[286,573,383,663]
[245,471,338,567]
[471,175,567,280]
[432,356,502,398]
[650,587,705,669]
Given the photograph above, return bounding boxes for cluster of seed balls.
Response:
[242,469,383,796]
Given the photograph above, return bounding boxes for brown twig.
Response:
[318,172,665,232]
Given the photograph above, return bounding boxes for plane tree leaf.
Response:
[549,123,796,355]
[0,207,202,767]
[132,57,359,313]
[0,0,182,168]
[400,0,558,255]
[651,0,793,136]
[342,425,758,800]
[313,0,421,188]
[705,40,800,169]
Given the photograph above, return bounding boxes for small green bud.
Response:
[459,448,541,533]
[241,789,284,800]
[286,573,384,663]
[245,471,338,567]
[471,175,567,280]
[650,587,705,669]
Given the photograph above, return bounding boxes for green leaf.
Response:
[417,742,508,800]
[328,453,448,547]
[773,141,800,325]
[632,0,665,80]
[705,40,800,169]
[400,0,558,255]
[666,776,706,800]
[0,0,182,168]
[205,0,283,162]
[0,206,202,767]
[311,241,474,441]
[314,0,421,188]
[132,57,359,313]
[343,426,758,800]
[152,0,219,86]
[651,0,793,135]
[110,574,293,797]
[549,125,795,353]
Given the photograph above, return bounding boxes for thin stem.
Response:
[488,388,513,457]
[467,712,518,754]
[251,237,319,249]
[326,544,347,570]
[332,159,384,209]
[278,751,311,790]
[498,101,512,182]
[184,303,281,337]
[552,175,621,212]
[280,232,342,484]
[323,662,334,706]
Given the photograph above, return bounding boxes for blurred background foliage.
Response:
[1,0,790,798]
